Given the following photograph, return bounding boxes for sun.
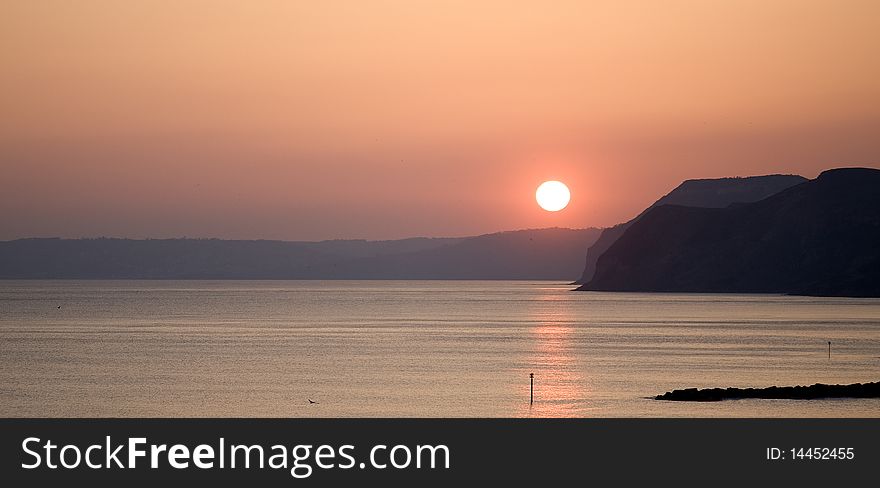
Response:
[535,181,570,212]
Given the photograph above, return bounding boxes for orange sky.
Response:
[2,1,879,240]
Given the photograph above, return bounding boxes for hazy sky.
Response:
[2,1,879,240]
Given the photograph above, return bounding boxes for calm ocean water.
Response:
[0,280,878,417]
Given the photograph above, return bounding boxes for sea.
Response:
[1,280,877,417]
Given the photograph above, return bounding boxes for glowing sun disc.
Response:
[536,181,570,212]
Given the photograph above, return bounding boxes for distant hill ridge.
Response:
[0,227,601,280]
[575,173,807,284]
[578,167,880,297]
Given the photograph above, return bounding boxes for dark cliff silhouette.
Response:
[575,174,807,284]
[578,168,880,297]
[0,227,600,280]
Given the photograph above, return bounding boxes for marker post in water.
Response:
[828,341,831,360]
[530,373,534,405]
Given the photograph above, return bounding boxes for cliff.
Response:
[579,168,880,297]
[575,174,807,284]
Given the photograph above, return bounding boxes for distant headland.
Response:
[0,227,600,281]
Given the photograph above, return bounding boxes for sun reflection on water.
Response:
[517,294,592,417]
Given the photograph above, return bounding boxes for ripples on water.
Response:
[0,281,878,417]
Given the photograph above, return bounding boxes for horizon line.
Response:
[0,226,603,244]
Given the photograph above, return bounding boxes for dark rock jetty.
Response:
[655,381,880,402]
